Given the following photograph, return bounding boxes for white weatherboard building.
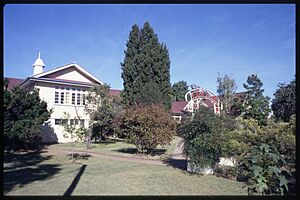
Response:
[19,53,103,143]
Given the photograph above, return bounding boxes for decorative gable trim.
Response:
[32,63,103,85]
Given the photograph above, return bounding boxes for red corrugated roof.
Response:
[5,77,24,90]
[171,99,217,114]
[171,100,187,114]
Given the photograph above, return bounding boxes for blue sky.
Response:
[4,4,295,99]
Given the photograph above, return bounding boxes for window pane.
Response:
[62,119,68,125]
[55,119,62,125]
[55,92,59,103]
[80,119,85,126]
[77,93,81,105]
[72,93,75,105]
[70,119,74,125]
[60,92,64,104]
[75,119,79,125]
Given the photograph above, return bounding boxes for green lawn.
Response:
[53,136,179,160]
[4,149,247,195]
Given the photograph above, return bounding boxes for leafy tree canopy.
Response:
[271,79,295,122]
[216,73,237,114]
[171,80,189,101]
[242,74,271,126]
[120,105,176,154]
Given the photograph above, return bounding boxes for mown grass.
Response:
[54,136,180,160]
[4,149,247,195]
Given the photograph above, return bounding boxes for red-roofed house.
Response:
[5,53,120,143]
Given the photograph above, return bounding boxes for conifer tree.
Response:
[242,74,271,126]
[121,22,172,110]
[121,24,141,106]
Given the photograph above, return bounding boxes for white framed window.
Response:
[53,86,87,106]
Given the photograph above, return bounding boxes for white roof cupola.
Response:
[32,52,45,76]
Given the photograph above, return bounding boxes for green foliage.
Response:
[85,83,111,118]
[134,81,164,106]
[242,74,271,126]
[91,100,114,140]
[214,164,237,180]
[120,105,176,154]
[216,73,237,114]
[121,22,172,110]
[62,112,89,160]
[178,106,235,169]
[224,117,295,165]
[84,83,116,147]
[240,143,290,195]
[4,80,51,150]
[171,80,189,101]
[230,96,245,116]
[223,117,295,195]
[271,79,295,122]
[62,112,88,143]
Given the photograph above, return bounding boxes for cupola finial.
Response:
[32,52,45,76]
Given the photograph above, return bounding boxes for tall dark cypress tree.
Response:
[121,22,172,110]
[121,24,141,106]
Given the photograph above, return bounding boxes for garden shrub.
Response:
[4,82,51,151]
[120,105,176,154]
[239,143,291,195]
[223,116,295,195]
[213,164,237,180]
[178,106,236,169]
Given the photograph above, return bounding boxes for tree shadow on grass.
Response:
[163,158,187,171]
[92,138,123,145]
[3,150,61,194]
[66,153,91,161]
[112,147,167,156]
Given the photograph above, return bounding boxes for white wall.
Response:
[35,81,91,143]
